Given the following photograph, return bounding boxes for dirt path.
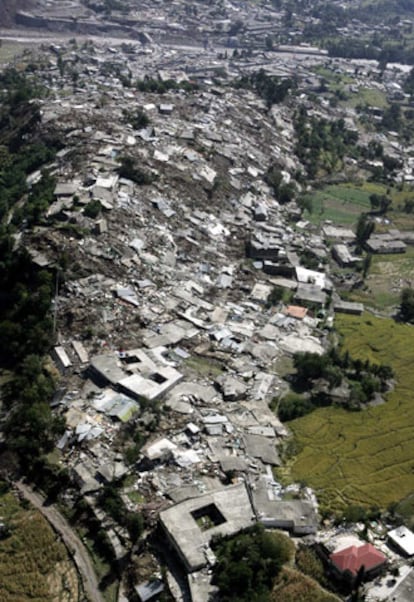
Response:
[15,481,104,602]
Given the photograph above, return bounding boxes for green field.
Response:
[304,183,381,226]
[286,314,414,514]
[304,181,414,230]
[348,246,414,312]
[344,87,388,110]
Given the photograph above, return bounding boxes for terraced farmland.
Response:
[287,314,414,514]
[0,487,80,602]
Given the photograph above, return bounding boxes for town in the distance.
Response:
[1,1,414,602]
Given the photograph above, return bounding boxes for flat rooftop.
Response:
[160,482,255,572]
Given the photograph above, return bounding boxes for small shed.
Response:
[388,526,414,557]
[135,579,164,602]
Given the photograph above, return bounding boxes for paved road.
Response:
[15,481,104,602]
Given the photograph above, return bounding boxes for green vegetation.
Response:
[0,68,65,473]
[266,285,293,307]
[233,69,294,108]
[271,567,339,602]
[117,155,156,185]
[294,109,358,178]
[136,77,198,94]
[346,246,414,312]
[355,213,375,252]
[277,348,393,421]
[185,355,224,378]
[265,164,297,203]
[287,314,414,513]
[295,544,328,587]
[211,524,294,602]
[98,484,144,542]
[84,199,103,219]
[122,108,150,130]
[399,287,414,323]
[301,182,396,226]
[0,485,79,602]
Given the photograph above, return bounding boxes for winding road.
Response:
[15,481,104,602]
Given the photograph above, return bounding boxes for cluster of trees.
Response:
[400,288,414,323]
[369,193,391,215]
[0,70,65,474]
[294,109,358,178]
[122,108,150,130]
[381,103,403,133]
[326,37,414,65]
[117,155,156,185]
[404,67,414,96]
[0,69,60,223]
[136,77,198,94]
[355,213,375,252]
[98,484,144,542]
[211,524,293,602]
[2,355,65,470]
[234,69,294,108]
[84,199,103,219]
[278,349,393,421]
[264,164,297,203]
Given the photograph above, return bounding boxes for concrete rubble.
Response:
[9,18,414,600]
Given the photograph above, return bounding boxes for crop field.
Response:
[287,314,414,514]
[347,87,388,109]
[0,488,79,602]
[304,182,414,228]
[347,246,414,312]
[304,184,379,226]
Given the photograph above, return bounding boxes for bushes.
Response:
[296,545,327,587]
[122,108,150,130]
[278,393,315,422]
[277,349,394,421]
[117,156,155,185]
[265,164,296,203]
[84,199,102,219]
[234,69,294,108]
[400,287,414,323]
[136,77,198,94]
[98,484,144,542]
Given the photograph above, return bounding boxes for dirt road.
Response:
[15,481,104,602]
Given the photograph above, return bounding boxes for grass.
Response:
[304,182,414,228]
[127,490,145,504]
[78,529,118,602]
[347,246,414,312]
[0,488,79,602]
[0,42,28,65]
[345,87,389,109]
[286,313,414,514]
[304,183,376,226]
[185,355,224,377]
[271,567,340,602]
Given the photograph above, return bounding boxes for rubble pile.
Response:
[13,34,414,600]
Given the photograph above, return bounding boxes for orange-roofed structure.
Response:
[330,543,386,580]
[285,305,308,320]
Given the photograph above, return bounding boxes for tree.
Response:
[212,524,293,602]
[355,214,374,252]
[362,253,372,279]
[400,287,414,323]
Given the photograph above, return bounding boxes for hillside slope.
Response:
[0,0,34,27]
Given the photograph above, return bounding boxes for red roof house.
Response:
[330,543,386,580]
[284,305,308,320]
